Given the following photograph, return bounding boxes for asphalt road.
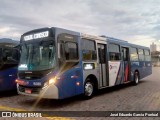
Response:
[0,67,160,120]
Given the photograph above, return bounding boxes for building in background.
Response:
[150,42,160,66]
[150,42,157,52]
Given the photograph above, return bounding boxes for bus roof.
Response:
[81,33,149,49]
[21,27,150,49]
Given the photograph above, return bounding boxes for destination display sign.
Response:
[23,31,49,41]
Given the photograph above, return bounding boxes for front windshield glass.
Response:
[19,40,56,71]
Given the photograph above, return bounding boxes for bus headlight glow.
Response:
[43,77,57,89]
[49,78,56,85]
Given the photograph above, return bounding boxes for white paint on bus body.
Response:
[109,61,120,86]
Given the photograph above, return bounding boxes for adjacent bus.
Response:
[0,42,20,91]
[16,27,152,99]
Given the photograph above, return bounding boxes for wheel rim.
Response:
[85,82,93,97]
[135,73,139,84]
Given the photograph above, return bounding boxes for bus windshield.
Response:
[19,40,56,71]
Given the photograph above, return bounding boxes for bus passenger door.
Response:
[122,47,130,83]
[98,44,108,87]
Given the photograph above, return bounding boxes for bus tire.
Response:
[133,72,139,85]
[83,80,94,99]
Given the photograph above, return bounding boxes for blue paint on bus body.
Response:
[0,67,17,91]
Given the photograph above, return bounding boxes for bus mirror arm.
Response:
[58,43,61,59]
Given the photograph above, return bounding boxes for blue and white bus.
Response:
[16,27,152,99]
[0,42,20,91]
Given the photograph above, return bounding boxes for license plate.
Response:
[25,89,31,94]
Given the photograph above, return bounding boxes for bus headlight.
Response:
[43,77,57,88]
[49,78,56,85]
[42,78,56,89]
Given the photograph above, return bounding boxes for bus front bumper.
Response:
[17,84,59,99]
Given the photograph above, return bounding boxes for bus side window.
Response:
[81,39,97,61]
[130,47,138,61]
[58,33,78,62]
[144,49,151,61]
[138,49,145,61]
[109,44,121,61]
[3,48,19,64]
[3,48,12,61]
[65,42,78,60]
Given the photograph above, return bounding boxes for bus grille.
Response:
[18,85,41,94]
[18,73,43,80]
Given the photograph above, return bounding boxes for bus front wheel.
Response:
[83,80,94,99]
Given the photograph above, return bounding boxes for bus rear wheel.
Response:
[133,72,139,85]
[83,81,94,99]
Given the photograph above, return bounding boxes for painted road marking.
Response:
[0,105,25,111]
